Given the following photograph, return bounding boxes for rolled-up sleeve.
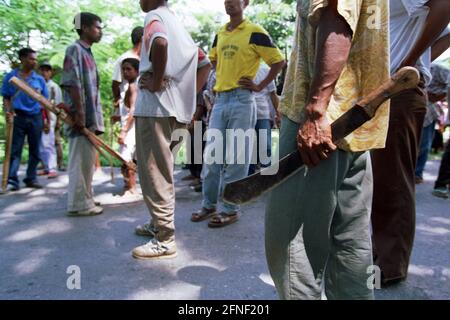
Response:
[308,0,362,36]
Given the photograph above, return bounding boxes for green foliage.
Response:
[247,1,296,54]
[0,0,298,165]
[189,13,222,52]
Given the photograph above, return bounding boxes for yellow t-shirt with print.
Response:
[280,0,390,152]
[209,20,284,93]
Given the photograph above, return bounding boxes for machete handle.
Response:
[359,67,420,118]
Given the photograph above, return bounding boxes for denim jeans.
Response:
[8,111,43,188]
[202,88,257,213]
[415,121,435,179]
[249,119,272,175]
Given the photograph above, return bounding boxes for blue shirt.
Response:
[1,69,48,115]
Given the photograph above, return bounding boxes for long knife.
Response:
[223,67,420,205]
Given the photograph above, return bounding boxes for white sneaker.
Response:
[132,239,177,260]
[67,206,104,217]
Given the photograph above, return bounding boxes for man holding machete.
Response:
[265,0,390,299]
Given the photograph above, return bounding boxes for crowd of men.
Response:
[1,0,450,300]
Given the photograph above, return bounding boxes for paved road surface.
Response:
[0,160,448,300]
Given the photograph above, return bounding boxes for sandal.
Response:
[191,207,217,222]
[208,212,239,228]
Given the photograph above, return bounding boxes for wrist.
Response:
[305,100,327,120]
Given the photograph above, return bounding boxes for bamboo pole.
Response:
[9,76,136,172]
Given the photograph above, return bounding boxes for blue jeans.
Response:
[415,121,435,179]
[249,119,272,175]
[202,88,257,213]
[8,111,43,188]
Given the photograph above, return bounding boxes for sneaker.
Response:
[135,222,158,237]
[47,172,58,179]
[25,182,43,189]
[67,205,104,217]
[432,188,449,199]
[132,239,177,260]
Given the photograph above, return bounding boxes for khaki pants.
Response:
[265,116,374,300]
[67,135,96,212]
[135,117,185,244]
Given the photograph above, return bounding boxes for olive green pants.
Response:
[265,116,374,300]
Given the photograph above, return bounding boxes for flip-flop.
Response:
[191,208,217,222]
[208,212,239,228]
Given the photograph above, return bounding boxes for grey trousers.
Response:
[135,117,185,244]
[265,116,374,300]
[67,135,96,212]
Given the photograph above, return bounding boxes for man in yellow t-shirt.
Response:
[266,0,390,300]
[191,0,285,228]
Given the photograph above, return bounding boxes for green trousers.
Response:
[265,116,374,300]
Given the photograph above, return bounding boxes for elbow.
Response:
[272,60,286,73]
[204,62,213,72]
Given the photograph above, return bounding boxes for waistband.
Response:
[216,88,252,97]
[14,109,41,117]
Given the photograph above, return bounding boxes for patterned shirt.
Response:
[423,63,450,127]
[61,40,104,137]
[280,0,390,152]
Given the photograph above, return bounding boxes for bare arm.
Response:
[270,91,281,127]
[68,86,85,132]
[270,91,279,111]
[122,85,137,134]
[139,37,169,92]
[197,63,212,94]
[239,61,285,92]
[297,0,352,167]
[112,80,121,108]
[400,0,450,68]
[150,37,168,91]
[431,33,450,61]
